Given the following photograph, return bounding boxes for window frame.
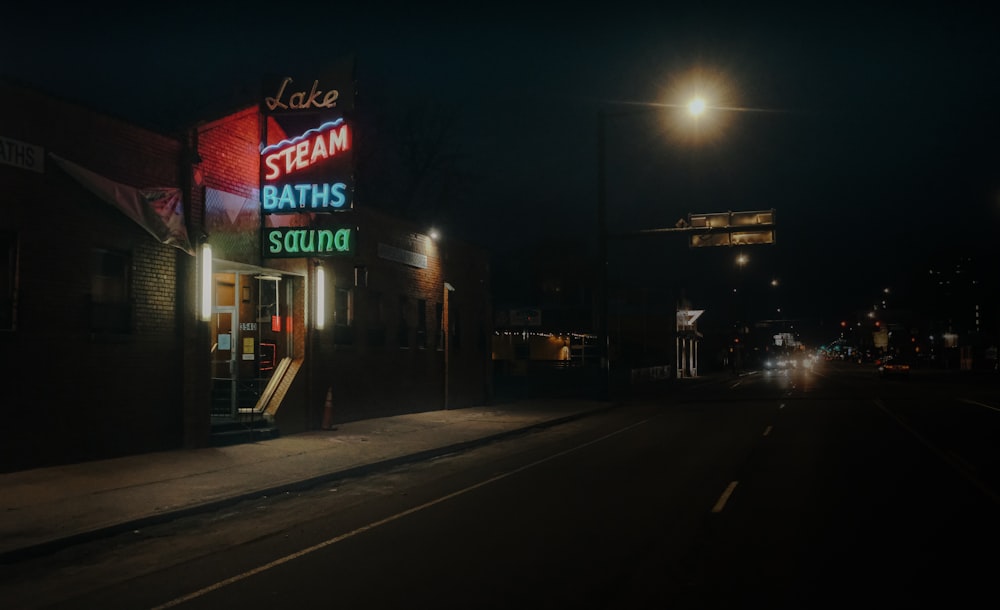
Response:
[88,247,133,335]
[0,231,17,332]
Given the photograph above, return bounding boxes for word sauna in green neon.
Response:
[265,227,355,258]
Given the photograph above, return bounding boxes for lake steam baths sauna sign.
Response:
[261,74,356,258]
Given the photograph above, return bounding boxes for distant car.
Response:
[762,355,791,371]
[876,356,910,378]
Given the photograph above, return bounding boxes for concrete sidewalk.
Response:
[0,399,612,563]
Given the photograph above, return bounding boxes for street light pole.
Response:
[597,108,611,400]
[595,96,728,399]
[597,103,681,401]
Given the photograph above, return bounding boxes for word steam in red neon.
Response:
[262,119,351,181]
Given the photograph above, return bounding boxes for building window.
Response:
[397,295,410,349]
[367,290,385,347]
[0,231,16,331]
[416,298,427,349]
[334,286,354,346]
[89,248,131,334]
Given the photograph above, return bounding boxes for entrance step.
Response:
[210,416,280,447]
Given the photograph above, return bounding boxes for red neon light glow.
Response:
[262,120,351,181]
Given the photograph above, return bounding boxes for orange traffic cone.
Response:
[321,386,336,430]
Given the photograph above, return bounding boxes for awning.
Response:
[49,152,194,255]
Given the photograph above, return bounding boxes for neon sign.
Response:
[261,120,351,181]
[260,69,357,261]
[264,227,355,258]
[262,183,349,212]
[264,77,341,112]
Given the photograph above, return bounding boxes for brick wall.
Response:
[306,205,494,426]
[0,79,188,471]
[197,107,263,200]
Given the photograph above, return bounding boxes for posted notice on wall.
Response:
[243,337,256,360]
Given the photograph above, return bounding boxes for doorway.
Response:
[209,269,293,417]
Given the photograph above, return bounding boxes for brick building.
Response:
[0,76,493,473]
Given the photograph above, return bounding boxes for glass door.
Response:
[210,269,295,418]
[211,273,239,417]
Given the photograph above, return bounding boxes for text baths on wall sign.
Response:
[262,183,349,212]
[0,135,44,173]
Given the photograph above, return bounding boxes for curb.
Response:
[1,404,615,564]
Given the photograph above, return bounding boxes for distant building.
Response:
[491,239,599,380]
[921,254,997,369]
[490,239,681,395]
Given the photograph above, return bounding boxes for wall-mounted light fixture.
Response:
[199,243,213,321]
[315,264,326,330]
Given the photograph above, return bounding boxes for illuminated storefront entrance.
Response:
[209,262,298,418]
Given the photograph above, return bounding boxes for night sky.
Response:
[6,3,1000,341]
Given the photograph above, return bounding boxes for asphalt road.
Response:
[3,360,998,609]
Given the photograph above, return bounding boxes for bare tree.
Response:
[354,94,477,233]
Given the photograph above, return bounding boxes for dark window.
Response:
[334,286,354,346]
[335,287,352,325]
[416,299,427,349]
[89,248,131,334]
[367,291,385,346]
[0,231,16,331]
[397,295,410,349]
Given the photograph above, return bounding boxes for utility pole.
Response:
[597,108,611,400]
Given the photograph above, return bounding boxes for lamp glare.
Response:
[688,97,707,116]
